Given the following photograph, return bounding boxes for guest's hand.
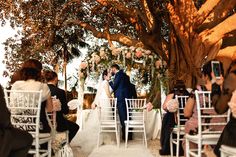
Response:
[211,72,224,86]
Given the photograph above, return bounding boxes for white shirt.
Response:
[11,79,51,102]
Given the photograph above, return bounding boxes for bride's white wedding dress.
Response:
[77,80,115,148]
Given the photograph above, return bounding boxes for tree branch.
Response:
[200,13,236,45]
[55,0,81,26]
[96,0,139,24]
[217,46,236,58]
[167,3,189,47]
[139,0,154,32]
[194,0,221,28]
[175,0,197,33]
[65,19,144,47]
[197,0,236,31]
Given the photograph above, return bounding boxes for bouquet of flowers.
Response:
[145,102,153,112]
[166,99,179,113]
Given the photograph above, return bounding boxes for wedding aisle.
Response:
[88,143,153,157]
[69,109,166,157]
[71,130,169,157]
[71,137,158,157]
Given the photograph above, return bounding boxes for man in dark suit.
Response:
[109,64,132,140]
[0,85,33,157]
[44,71,79,142]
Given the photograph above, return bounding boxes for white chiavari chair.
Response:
[97,98,120,147]
[125,98,147,148]
[170,95,189,157]
[4,90,52,157]
[220,145,236,157]
[186,91,228,157]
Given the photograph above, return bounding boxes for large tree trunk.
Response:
[167,0,236,89]
[169,30,197,88]
[147,74,162,108]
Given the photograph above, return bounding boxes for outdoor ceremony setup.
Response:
[0,0,236,157]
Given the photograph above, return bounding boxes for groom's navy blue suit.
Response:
[109,70,131,140]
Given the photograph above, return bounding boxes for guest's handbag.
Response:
[166,98,179,113]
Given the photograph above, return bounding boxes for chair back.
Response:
[175,95,189,128]
[4,90,42,136]
[68,99,83,129]
[195,91,228,136]
[220,145,236,157]
[125,98,146,123]
[47,111,57,131]
[97,98,118,124]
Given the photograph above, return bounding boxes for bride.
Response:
[92,69,115,145]
[77,69,115,147]
[92,69,112,110]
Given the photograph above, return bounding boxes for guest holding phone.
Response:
[211,59,236,157]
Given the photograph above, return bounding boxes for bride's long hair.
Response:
[93,69,109,107]
[102,69,108,80]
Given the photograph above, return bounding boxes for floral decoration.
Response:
[78,45,168,98]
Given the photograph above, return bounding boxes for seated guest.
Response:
[159,80,189,155]
[0,84,33,157]
[11,59,53,133]
[210,59,236,157]
[44,70,79,142]
[184,61,224,133]
[184,60,225,156]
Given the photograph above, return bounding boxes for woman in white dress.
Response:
[92,69,112,111]
[92,70,115,144]
[76,70,114,149]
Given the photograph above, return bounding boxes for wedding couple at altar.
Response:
[92,64,137,143]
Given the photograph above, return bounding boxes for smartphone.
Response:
[211,61,221,79]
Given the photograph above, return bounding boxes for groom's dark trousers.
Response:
[110,70,132,140]
[117,100,127,140]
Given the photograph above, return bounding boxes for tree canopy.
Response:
[1,0,236,88]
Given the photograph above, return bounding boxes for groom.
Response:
[109,64,132,140]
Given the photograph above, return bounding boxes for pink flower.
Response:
[130,46,136,51]
[155,60,162,69]
[112,48,121,56]
[126,52,132,59]
[146,102,153,112]
[145,50,151,55]
[80,62,87,69]
[100,50,106,58]
[94,55,101,64]
[135,51,143,58]
[163,61,167,67]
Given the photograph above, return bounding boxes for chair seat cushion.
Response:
[31,133,51,138]
[125,120,143,125]
[172,127,185,135]
[186,133,220,145]
[221,145,236,154]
